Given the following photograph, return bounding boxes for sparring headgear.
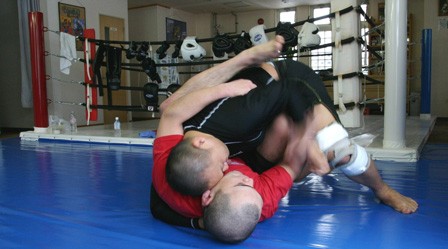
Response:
[249,25,268,45]
[212,34,234,58]
[298,22,321,48]
[276,22,298,52]
[234,31,252,54]
[181,36,206,61]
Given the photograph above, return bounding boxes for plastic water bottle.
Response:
[114,117,121,136]
[69,111,77,133]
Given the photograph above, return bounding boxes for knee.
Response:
[270,113,294,139]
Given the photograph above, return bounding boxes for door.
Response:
[99,15,128,124]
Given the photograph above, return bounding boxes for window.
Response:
[310,30,332,70]
[311,6,332,71]
[361,26,370,74]
[310,4,369,72]
[314,7,331,25]
[279,10,298,58]
[360,4,370,74]
[280,10,295,23]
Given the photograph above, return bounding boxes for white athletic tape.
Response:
[350,133,376,147]
[316,122,371,176]
[328,138,351,168]
[339,144,371,176]
[316,122,349,152]
[337,75,346,112]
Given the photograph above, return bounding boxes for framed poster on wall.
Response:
[58,3,86,50]
[166,18,187,41]
[439,0,448,16]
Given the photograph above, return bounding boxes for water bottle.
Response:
[114,117,121,136]
[69,111,77,133]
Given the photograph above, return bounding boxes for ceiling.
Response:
[128,0,331,14]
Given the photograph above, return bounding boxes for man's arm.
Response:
[156,79,256,138]
[159,36,285,112]
[150,184,203,229]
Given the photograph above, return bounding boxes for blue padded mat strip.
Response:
[1,138,447,248]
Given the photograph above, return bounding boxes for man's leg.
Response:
[346,162,418,214]
[160,36,285,112]
[256,113,293,164]
[305,104,418,214]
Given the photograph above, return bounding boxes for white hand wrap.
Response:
[316,122,348,152]
[338,144,371,176]
[316,122,371,176]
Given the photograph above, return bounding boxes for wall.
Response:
[128,5,197,119]
[0,0,129,129]
[41,0,129,126]
[423,0,448,117]
[128,6,159,120]
[408,0,423,96]
[0,0,34,128]
[366,0,447,117]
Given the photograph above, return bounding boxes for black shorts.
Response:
[273,59,339,121]
[184,67,282,157]
[184,60,338,166]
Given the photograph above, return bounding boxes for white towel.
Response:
[60,32,77,75]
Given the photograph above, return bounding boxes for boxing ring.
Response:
[10,3,446,248]
[24,4,431,161]
[2,132,448,248]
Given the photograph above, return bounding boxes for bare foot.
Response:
[374,184,418,214]
[244,35,285,65]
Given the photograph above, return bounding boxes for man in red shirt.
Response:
[152,127,303,220]
[151,36,418,243]
[152,37,315,239]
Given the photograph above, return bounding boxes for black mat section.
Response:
[426,117,448,144]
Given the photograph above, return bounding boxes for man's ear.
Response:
[191,137,206,149]
[201,190,214,207]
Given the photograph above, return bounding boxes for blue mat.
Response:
[1,137,447,248]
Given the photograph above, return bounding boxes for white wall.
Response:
[41,0,129,126]
[0,0,34,128]
[422,0,448,117]
[128,5,197,119]
[216,10,278,40]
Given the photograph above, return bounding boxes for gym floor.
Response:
[1,116,447,248]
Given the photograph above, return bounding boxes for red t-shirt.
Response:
[152,135,293,221]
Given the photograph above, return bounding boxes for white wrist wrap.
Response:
[316,122,371,176]
[339,144,371,176]
[316,122,348,152]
